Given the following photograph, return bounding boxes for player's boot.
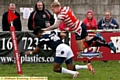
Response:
[87,63,95,75]
[73,72,79,79]
[95,33,106,43]
[108,42,116,53]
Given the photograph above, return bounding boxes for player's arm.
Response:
[25,47,40,55]
[43,20,63,31]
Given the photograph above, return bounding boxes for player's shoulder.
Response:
[41,33,49,38]
[42,30,57,36]
[39,33,50,42]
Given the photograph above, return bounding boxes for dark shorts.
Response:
[54,57,73,64]
[75,23,88,40]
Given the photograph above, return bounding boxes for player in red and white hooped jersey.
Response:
[43,1,116,53]
[58,6,82,35]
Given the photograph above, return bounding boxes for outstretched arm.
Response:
[43,20,63,31]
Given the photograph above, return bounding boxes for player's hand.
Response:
[25,50,33,55]
[42,28,48,31]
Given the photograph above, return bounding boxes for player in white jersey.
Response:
[25,27,95,79]
[43,1,116,53]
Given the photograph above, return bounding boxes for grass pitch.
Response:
[0,61,119,80]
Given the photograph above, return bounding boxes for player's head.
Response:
[33,27,44,38]
[51,1,61,14]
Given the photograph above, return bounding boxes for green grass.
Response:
[0,61,120,80]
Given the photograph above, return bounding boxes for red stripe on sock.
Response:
[83,41,89,48]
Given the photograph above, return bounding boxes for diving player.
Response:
[25,27,95,79]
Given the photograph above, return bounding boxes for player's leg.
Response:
[74,63,95,74]
[65,58,89,71]
[75,23,92,51]
[54,44,79,78]
[66,63,95,75]
[75,23,116,52]
[53,57,79,79]
[65,50,95,75]
[53,57,65,72]
[83,32,116,53]
[75,23,89,51]
[92,40,116,53]
[76,39,86,51]
[76,35,116,53]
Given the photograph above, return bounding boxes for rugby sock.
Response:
[74,65,88,70]
[83,36,98,48]
[92,41,109,47]
[61,67,77,75]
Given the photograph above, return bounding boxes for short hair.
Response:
[105,10,111,15]
[33,27,44,35]
[36,0,43,5]
[9,3,15,7]
[51,1,61,7]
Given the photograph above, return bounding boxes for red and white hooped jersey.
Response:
[58,6,82,35]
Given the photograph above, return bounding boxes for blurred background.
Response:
[0,0,120,31]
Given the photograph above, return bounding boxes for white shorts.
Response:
[56,43,74,60]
